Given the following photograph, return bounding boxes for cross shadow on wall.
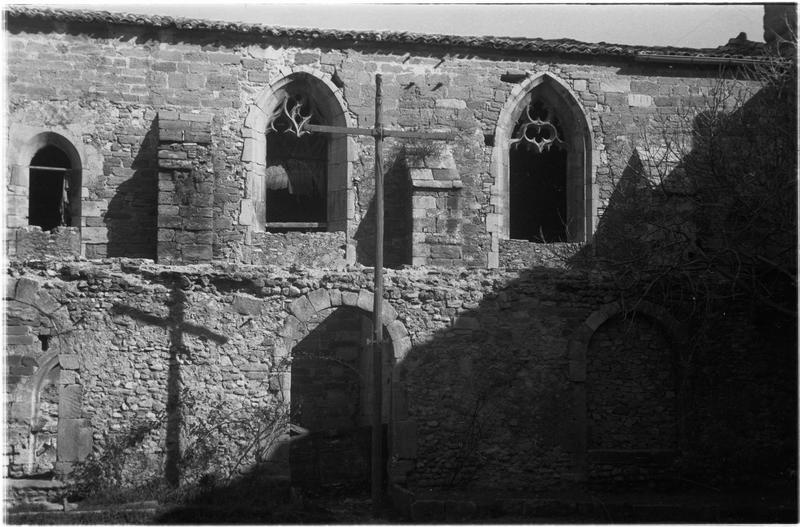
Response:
[104,117,158,259]
[110,276,229,488]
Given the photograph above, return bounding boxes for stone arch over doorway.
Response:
[488,72,598,266]
[566,300,687,482]
[277,288,416,487]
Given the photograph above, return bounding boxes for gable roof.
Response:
[5,6,770,63]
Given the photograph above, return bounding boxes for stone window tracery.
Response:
[265,91,328,227]
[509,97,569,242]
[510,100,565,154]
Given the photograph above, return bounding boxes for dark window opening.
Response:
[38,335,50,351]
[510,146,568,242]
[265,93,328,228]
[509,98,569,242]
[29,145,72,232]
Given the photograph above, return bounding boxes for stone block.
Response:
[81,227,108,243]
[290,295,316,321]
[59,370,78,385]
[34,290,61,314]
[6,334,35,345]
[183,219,213,232]
[14,277,39,304]
[393,336,412,360]
[628,94,653,107]
[600,78,630,93]
[183,244,213,262]
[630,80,660,95]
[59,385,82,419]
[341,291,359,307]
[386,320,408,342]
[430,245,462,259]
[381,301,397,325]
[413,195,437,210]
[57,418,92,462]
[435,98,466,109]
[81,200,106,217]
[584,310,609,331]
[307,288,331,313]
[233,294,263,315]
[409,168,433,181]
[59,354,80,370]
[279,315,301,339]
[356,289,374,312]
[329,289,342,306]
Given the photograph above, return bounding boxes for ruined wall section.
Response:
[5,259,795,493]
[6,17,746,267]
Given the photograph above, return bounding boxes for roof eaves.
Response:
[5,5,769,61]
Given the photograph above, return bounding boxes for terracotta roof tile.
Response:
[6,6,770,61]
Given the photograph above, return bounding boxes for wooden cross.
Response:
[288,74,454,510]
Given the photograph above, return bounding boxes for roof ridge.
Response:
[5,5,767,60]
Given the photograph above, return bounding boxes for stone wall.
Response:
[5,258,794,496]
[5,12,758,267]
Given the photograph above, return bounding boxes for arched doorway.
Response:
[278,289,415,492]
[289,306,392,491]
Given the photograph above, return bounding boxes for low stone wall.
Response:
[499,239,585,269]
[7,227,81,260]
[249,231,347,267]
[4,257,796,498]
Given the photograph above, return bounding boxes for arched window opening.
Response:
[28,145,73,231]
[509,99,569,242]
[265,81,329,230]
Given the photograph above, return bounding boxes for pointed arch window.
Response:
[265,90,328,227]
[509,99,569,242]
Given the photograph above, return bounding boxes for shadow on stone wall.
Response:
[568,75,797,488]
[353,152,412,268]
[151,77,796,511]
[105,118,158,259]
[109,277,229,488]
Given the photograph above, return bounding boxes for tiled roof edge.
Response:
[5,5,770,60]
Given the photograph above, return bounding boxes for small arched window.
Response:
[28,145,74,231]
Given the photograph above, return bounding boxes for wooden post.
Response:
[371,73,385,513]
